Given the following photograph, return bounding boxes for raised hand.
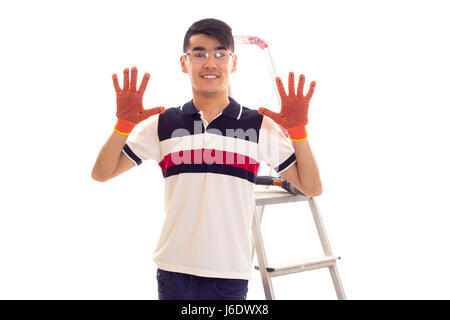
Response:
[259,72,316,141]
[112,66,165,135]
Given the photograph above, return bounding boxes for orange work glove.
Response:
[258,72,316,141]
[112,66,165,135]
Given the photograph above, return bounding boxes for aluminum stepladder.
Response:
[230,35,346,300]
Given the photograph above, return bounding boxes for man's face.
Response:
[181,34,237,98]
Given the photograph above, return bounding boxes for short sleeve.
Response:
[122,114,161,166]
[258,115,297,173]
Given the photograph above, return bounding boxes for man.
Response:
[91,18,322,300]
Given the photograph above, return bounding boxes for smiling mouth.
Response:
[201,74,219,79]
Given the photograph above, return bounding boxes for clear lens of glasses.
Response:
[185,49,233,64]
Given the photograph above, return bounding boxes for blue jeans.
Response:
[156,268,248,300]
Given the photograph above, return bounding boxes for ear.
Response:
[180,55,188,74]
[231,53,237,73]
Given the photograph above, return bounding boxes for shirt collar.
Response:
[181,97,242,120]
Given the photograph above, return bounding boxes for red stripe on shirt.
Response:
[158,149,259,175]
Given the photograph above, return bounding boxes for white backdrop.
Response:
[1,0,450,299]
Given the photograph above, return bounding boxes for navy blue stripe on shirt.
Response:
[274,153,296,173]
[163,163,259,184]
[123,143,142,166]
[157,107,263,143]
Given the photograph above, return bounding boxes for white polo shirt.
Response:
[123,97,296,280]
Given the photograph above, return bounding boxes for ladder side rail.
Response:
[308,197,334,256]
[309,198,347,299]
[252,206,275,300]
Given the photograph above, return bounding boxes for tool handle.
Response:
[256,176,304,195]
[282,180,305,196]
[255,176,280,185]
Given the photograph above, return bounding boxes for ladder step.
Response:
[255,189,310,206]
[255,255,340,277]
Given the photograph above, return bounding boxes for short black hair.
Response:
[183,18,234,53]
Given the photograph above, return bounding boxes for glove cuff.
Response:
[287,126,308,141]
[114,119,135,136]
